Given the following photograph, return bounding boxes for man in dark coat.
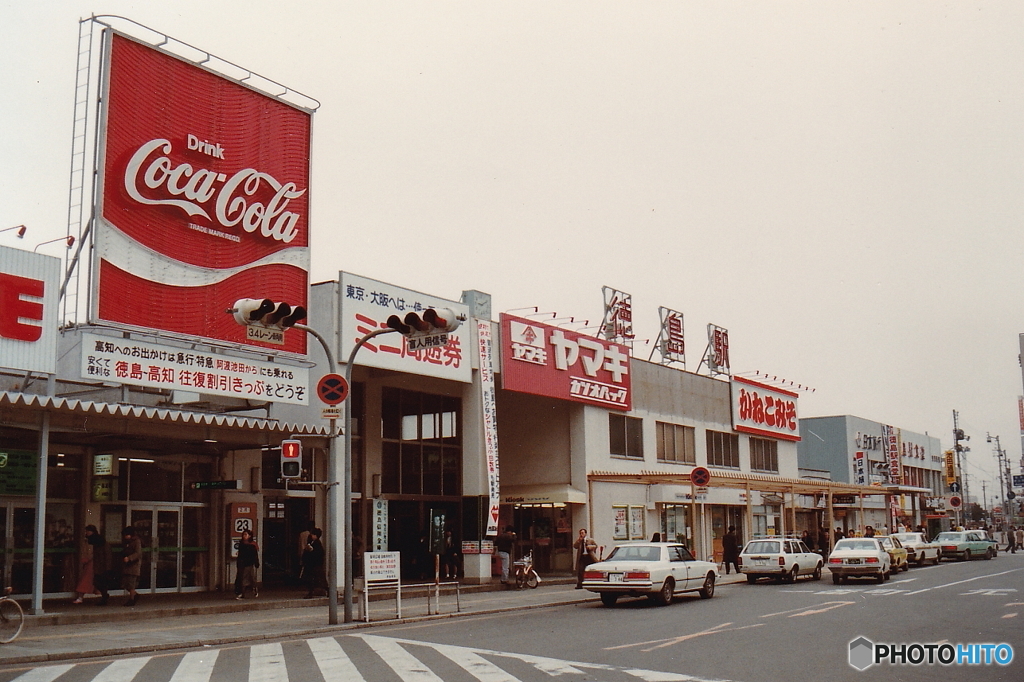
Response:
[722,526,740,575]
[86,525,113,605]
[121,527,142,607]
[302,527,326,598]
[234,530,260,599]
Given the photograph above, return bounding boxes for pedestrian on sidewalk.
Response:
[73,528,95,604]
[495,526,517,585]
[441,530,459,580]
[1016,527,1023,551]
[573,528,598,589]
[722,526,740,575]
[302,527,326,598]
[120,527,142,607]
[88,525,113,605]
[234,530,260,599]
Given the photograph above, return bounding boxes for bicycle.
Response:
[0,587,24,644]
[513,550,540,589]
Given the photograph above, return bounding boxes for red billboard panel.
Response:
[500,314,631,410]
[730,376,800,442]
[95,32,311,353]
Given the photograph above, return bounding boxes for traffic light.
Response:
[280,439,302,479]
[231,298,307,329]
[385,307,464,337]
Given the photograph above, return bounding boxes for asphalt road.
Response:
[2,556,1023,681]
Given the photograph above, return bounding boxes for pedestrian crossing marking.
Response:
[168,650,219,682]
[4,633,730,682]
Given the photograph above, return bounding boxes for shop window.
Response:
[656,422,695,464]
[749,437,779,473]
[381,387,461,496]
[706,430,739,468]
[46,452,83,499]
[609,414,644,459]
[126,458,182,501]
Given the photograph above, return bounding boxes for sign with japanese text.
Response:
[884,425,902,485]
[707,324,730,375]
[372,499,388,552]
[94,32,311,353]
[656,306,685,364]
[601,286,635,344]
[364,551,401,582]
[0,246,60,374]
[612,506,628,540]
[944,450,957,485]
[477,319,501,536]
[340,272,470,383]
[229,502,257,558]
[730,377,800,442]
[81,332,308,405]
[854,451,866,485]
[0,448,37,496]
[500,313,631,410]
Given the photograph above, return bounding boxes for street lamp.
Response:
[33,235,75,252]
[1,225,27,239]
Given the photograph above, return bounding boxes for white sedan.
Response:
[582,542,718,607]
[891,532,941,565]
[827,538,892,584]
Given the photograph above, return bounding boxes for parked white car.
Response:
[891,532,941,565]
[582,542,718,607]
[738,537,824,583]
[827,538,892,583]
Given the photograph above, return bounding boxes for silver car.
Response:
[738,537,824,583]
[582,542,718,607]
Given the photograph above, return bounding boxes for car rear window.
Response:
[936,533,961,542]
[744,541,780,554]
[834,539,877,551]
[606,546,661,561]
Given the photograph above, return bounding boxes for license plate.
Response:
[608,573,623,582]
[847,558,861,564]
[753,559,767,566]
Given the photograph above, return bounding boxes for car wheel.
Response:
[699,573,715,599]
[916,554,925,566]
[876,571,885,584]
[812,564,822,581]
[933,552,941,565]
[656,578,675,606]
[600,593,618,607]
[883,567,891,581]
[964,550,971,561]
[901,559,910,572]
[746,574,757,584]
[985,548,994,560]
[786,566,798,584]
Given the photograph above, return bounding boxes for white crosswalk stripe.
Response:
[307,636,365,681]
[92,657,151,682]
[3,633,731,682]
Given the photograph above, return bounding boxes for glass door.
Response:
[129,509,153,591]
[155,509,180,590]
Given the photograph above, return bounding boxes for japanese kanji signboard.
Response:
[730,376,800,442]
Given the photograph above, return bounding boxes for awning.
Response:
[588,469,892,498]
[501,484,588,505]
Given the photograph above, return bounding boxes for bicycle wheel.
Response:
[515,568,526,589]
[526,570,539,589]
[0,598,24,644]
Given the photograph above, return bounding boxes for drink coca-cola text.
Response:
[123,138,305,244]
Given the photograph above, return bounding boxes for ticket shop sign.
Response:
[730,376,800,442]
[500,313,631,410]
[339,272,470,383]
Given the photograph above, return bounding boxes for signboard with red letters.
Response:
[339,272,470,383]
[500,313,632,411]
[94,32,311,354]
[0,246,60,375]
[730,376,800,442]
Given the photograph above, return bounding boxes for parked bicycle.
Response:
[0,587,24,644]
[513,550,541,589]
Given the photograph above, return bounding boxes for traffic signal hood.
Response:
[231,298,307,329]
[386,307,464,337]
[280,439,302,479]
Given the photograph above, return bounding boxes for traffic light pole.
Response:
[293,323,343,625]
[341,327,398,623]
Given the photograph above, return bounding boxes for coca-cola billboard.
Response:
[93,32,311,353]
[500,314,631,410]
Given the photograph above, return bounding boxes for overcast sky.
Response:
[2,2,1023,502]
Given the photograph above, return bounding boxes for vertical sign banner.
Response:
[601,286,635,344]
[500,313,632,410]
[655,306,685,365]
[884,425,902,485]
[372,499,388,552]
[854,451,866,485]
[339,272,470,383]
[944,450,957,485]
[730,377,800,442]
[0,246,61,374]
[706,323,730,376]
[477,319,501,536]
[95,32,311,354]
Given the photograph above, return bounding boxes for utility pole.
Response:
[953,411,970,526]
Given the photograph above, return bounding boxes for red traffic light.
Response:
[281,439,302,479]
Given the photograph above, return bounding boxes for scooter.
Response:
[513,550,541,589]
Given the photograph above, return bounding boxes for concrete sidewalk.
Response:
[0,572,750,666]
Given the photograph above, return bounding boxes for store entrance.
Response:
[511,504,574,574]
[387,500,461,580]
[0,501,77,597]
[105,504,208,592]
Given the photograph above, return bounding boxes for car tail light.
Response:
[778,557,785,566]
[624,572,650,581]
[737,557,743,567]
[942,545,956,552]
[866,557,879,564]
[828,558,842,564]
[583,571,604,580]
